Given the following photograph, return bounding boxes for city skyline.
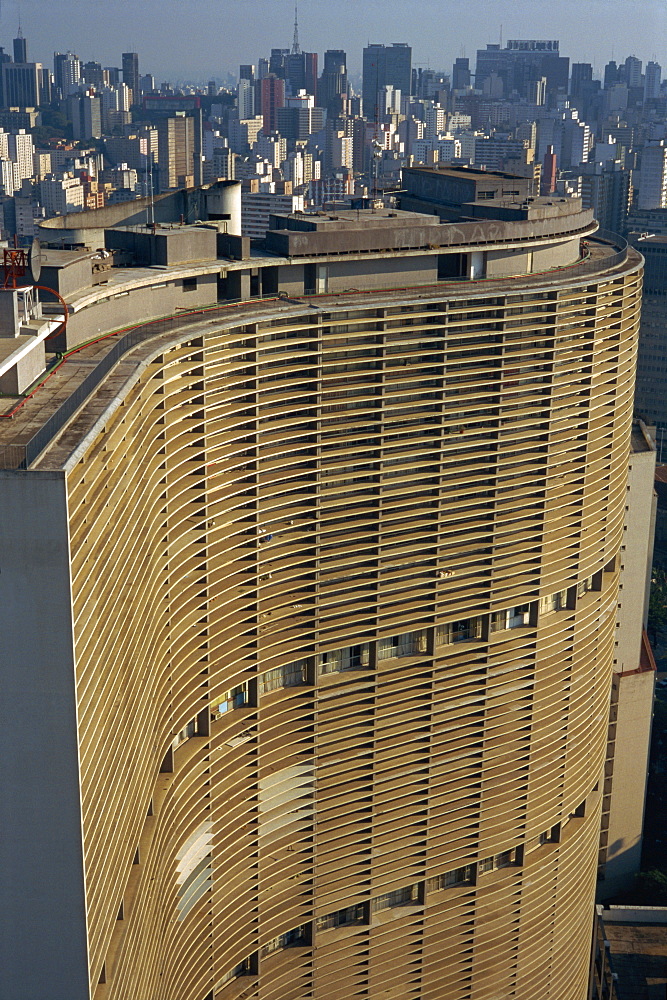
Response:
[8,0,667,83]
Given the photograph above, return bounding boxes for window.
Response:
[539,591,566,616]
[218,957,252,986]
[260,925,309,957]
[215,680,250,715]
[259,659,308,694]
[435,618,482,645]
[577,573,601,599]
[479,848,521,874]
[316,904,365,930]
[426,865,475,891]
[377,630,428,660]
[318,643,370,674]
[183,276,198,291]
[173,718,196,749]
[371,883,420,912]
[490,604,530,632]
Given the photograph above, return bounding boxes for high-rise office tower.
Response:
[362,42,412,118]
[12,32,27,64]
[570,63,593,101]
[260,74,286,132]
[604,60,619,89]
[624,54,643,89]
[644,61,662,101]
[475,39,569,102]
[1,59,45,107]
[0,168,643,1000]
[319,49,347,118]
[452,56,471,90]
[122,51,140,103]
[269,47,289,78]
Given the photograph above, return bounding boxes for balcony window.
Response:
[318,643,370,674]
[260,924,309,957]
[436,618,482,645]
[426,865,475,891]
[316,904,366,931]
[260,659,308,694]
[479,847,521,874]
[377,630,428,660]
[371,883,420,912]
[216,680,250,715]
[490,604,530,632]
[539,591,566,616]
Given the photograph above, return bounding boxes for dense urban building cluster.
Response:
[2,25,667,245]
[1,15,667,1000]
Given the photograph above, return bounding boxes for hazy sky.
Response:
[9,0,667,84]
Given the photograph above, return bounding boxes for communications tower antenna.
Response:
[291,3,300,55]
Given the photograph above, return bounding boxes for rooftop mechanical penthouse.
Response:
[0,168,643,1000]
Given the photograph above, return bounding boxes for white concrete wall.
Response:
[0,471,90,1000]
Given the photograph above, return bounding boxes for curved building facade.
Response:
[0,187,642,1000]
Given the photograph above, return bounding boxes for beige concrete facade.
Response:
[0,195,644,1000]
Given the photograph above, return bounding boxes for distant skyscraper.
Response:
[571,63,593,100]
[604,60,619,89]
[452,56,471,91]
[104,65,120,88]
[260,75,285,132]
[122,51,140,103]
[2,60,44,107]
[645,61,662,101]
[239,64,255,82]
[237,77,255,119]
[320,49,347,118]
[54,51,81,98]
[82,60,104,89]
[362,42,412,119]
[12,33,27,64]
[624,54,643,89]
[475,39,569,101]
[269,48,289,78]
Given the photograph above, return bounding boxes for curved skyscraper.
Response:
[0,173,643,1000]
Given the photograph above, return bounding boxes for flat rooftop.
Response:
[406,165,530,182]
[605,922,667,999]
[270,210,441,233]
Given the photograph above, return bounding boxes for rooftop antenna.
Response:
[500,24,503,48]
[291,2,300,55]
